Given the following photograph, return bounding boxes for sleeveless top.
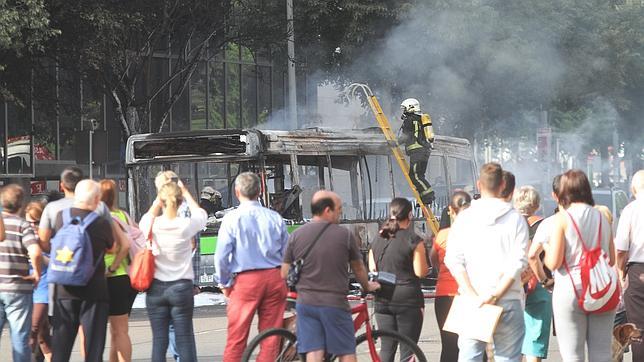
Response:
[434,228,458,297]
[555,203,612,288]
[370,228,424,308]
[105,210,129,277]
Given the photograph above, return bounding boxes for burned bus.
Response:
[125,127,477,288]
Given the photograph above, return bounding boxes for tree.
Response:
[0,0,289,144]
[0,0,58,98]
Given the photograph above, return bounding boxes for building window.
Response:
[190,62,208,130]
[208,62,225,129]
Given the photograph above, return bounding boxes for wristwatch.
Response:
[489,294,498,304]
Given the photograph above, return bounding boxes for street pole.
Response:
[286,0,297,130]
[85,119,97,180]
[89,126,93,180]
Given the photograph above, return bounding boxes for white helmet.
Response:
[400,98,421,114]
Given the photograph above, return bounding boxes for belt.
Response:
[238,266,280,274]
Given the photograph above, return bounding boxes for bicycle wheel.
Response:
[354,329,426,362]
[241,328,300,362]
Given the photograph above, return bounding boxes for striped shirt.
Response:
[0,213,37,293]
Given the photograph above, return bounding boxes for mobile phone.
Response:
[171,176,179,183]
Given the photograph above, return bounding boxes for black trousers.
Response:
[408,151,433,203]
[51,299,109,362]
[625,263,644,362]
[375,304,423,362]
[434,296,459,362]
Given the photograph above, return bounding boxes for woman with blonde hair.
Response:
[514,186,552,362]
[139,180,206,362]
[99,179,136,362]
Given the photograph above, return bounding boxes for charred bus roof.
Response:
[125,127,473,166]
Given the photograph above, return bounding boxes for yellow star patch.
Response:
[55,246,74,264]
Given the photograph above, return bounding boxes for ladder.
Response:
[348,83,440,235]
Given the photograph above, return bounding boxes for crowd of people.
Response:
[214,164,643,362]
[0,163,641,362]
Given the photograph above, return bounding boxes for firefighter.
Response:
[398,98,435,205]
[199,186,224,216]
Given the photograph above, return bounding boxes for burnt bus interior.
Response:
[126,128,477,287]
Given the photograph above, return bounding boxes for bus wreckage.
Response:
[125,127,477,288]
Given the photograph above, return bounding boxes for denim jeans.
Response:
[146,279,196,362]
[0,292,33,362]
[458,299,524,362]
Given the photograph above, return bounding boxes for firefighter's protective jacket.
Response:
[400,113,434,154]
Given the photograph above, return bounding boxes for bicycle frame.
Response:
[351,296,380,361]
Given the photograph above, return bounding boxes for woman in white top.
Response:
[139,181,207,362]
[544,169,617,362]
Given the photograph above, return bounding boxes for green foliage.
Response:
[0,0,57,55]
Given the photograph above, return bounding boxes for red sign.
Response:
[31,181,46,195]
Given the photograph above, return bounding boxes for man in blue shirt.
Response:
[215,172,289,362]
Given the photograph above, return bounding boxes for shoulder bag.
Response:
[286,223,331,289]
[130,217,157,292]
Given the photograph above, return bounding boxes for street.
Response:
[2,298,632,361]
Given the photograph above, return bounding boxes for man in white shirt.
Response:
[445,162,529,362]
[615,169,644,361]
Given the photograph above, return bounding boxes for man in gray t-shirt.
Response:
[39,167,115,252]
[281,190,379,360]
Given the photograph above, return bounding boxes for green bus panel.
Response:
[199,224,302,255]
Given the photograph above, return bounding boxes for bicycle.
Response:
[241,291,427,362]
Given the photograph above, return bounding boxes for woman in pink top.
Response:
[430,191,471,362]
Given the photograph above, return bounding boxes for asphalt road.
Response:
[1,300,633,361]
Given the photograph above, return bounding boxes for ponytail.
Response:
[449,191,471,215]
[379,197,413,240]
[158,183,183,211]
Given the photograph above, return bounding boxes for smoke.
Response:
[334,2,567,139]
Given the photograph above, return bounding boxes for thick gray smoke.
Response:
[342,2,566,137]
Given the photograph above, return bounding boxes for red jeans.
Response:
[223,268,287,362]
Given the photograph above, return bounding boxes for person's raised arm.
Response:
[178,180,200,212]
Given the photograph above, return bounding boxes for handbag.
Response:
[373,240,397,300]
[130,217,156,292]
[286,223,331,289]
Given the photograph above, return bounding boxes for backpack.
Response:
[564,210,620,314]
[48,209,102,286]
